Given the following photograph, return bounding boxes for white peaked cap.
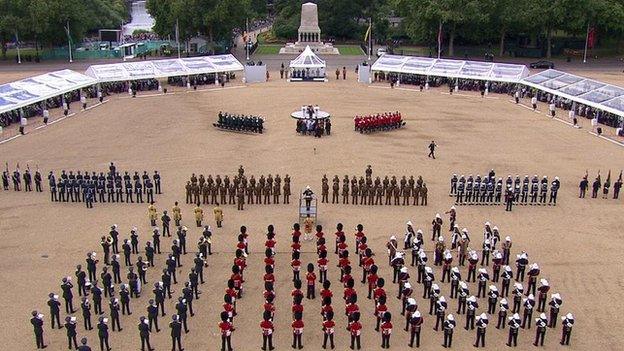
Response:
[396,252,405,258]
[520,252,528,259]
[500,298,508,305]
[419,251,427,258]
[438,236,444,242]
[450,206,456,210]
[489,285,498,291]
[447,314,454,321]
[479,313,488,320]
[551,293,561,300]
[531,263,539,269]
[439,296,446,302]
[132,227,137,231]
[451,267,459,273]
[436,213,441,218]
[462,234,467,239]
[400,267,408,273]
[528,294,535,300]
[505,265,512,271]
[514,282,523,289]
[555,177,559,180]
[454,224,459,228]
[182,226,188,231]
[112,224,118,229]
[425,267,433,273]
[413,311,421,318]
[445,252,452,259]
[459,281,468,289]
[417,229,423,234]
[306,185,311,190]
[462,228,468,233]
[468,296,477,302]
[540,313,547,319]
[540,279,549,286]
[406,221,413,226]
[485,239,490,244]
[407,298,416,305]
[478,268,487,274]
[432,283,440,290]
[494,252,502,259]
[485,222,490,226]
[512,313,520,319]
[566,313,573,319]
[506,236,511,241]
[404,282,412,289]
[390,235,396,241]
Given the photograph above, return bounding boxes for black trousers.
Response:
[172,335,182,350]
[34,332,45,349]
[141,335,152,351]
[475,328,485,347]
[263,334,274,350]
[68,335,78,349]
[507,329,518,346]
[381,333,391,348]
[221,335,232,351]
[409,329,420,347]
[443,331,453,347]
[292,333,303,348]
[348,334,358,349]
[99,335,110,351]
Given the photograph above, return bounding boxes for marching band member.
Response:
[522,294,536,329]
[442,314,456,348]
[560,313,574,345]
[497,298,509,329]
[474,313,488,348]
[507,313,521,347]
[534,313,548,346]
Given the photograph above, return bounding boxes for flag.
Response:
[618,170,622,182]
[587,27,596,49]
[364,22,372,42]
[605,170,611,185]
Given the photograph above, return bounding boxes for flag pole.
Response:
[437,20,442,59]
[176,19,181,59]
[67,20,73,63]
[246,18,250,61]
[15,30,21,64]
[368,17,372,61]
[583,23,590,64]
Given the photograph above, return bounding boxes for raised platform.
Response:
[280,43,340,55]
[288,77,327,83]
[291,110,331,120]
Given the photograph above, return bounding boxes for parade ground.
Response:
[1,71,624,351]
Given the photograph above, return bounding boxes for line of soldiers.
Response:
[48,163,162,207]
[214,112,264,134]
[321,171,428,206]
[450,172,560,207]
[185,167,291,209]
[354,112,405,133]
[33,219,213,351]
[579,170,622,199]
[2,164,43,192]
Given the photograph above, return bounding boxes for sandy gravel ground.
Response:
[1,73,623,351]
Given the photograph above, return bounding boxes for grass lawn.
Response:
[336,45,364,56]
[254,44,282,55]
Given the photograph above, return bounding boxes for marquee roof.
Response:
[522,69,624,117]
[85,54,244,82]
[371,54,529,83]
[0,70,97,114]
[289,46,326,69]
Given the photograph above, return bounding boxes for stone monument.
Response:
[280,2,339,55]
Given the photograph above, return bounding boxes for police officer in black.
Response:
[138,316,154,351]
[120,284,132,315]
[81,297,93,330]
[97,316,111,351]
[161,211,171,237]
[65,316,79,349]
[135,180,144,203]
[31,311,46,349]
[34,169,43,192]
[115,177,123,202]
[153,282,167,315]
[183,282,195,316]
[91,282,103,315]
[128,268,140,298]
[194,253,206,284]
[109,225,119,254]
[125,178,134,203]
[147,299,160,332]
[122,240,132,267]
[47,293,62,329]
[101,267,113,298]
[111,255,121,284]
[146,178,154,203]
[86,252,99,283]
[178,227,187,255]
[61,277,76,313]
[153,171,162,194]
[175,297,190,333]
[166,255,178,284]
[131,229,139,254]
[49,172,57,201]
[75,265,87,297]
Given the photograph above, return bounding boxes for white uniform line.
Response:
[84,100,110,111]
[0,134,21,145]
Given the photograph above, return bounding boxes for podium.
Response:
[299,192,318,223]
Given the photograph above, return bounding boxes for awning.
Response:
[0,70,97,114]
[85,54,244,83]
[289,46,326,69]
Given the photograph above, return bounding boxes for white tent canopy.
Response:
[371,54,529,83]
[85,54,244,83]
[521,69,624,117]
[289,46,326,69]
[0,70,97,114]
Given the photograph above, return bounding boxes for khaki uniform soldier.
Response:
[273,182,281,204]
[360,184,368,205]
[390,176,397,188]
[321,182,329,203]
[365,176,373,188]
[275,174,281,188]
[283,175,291,204]
[332,180,339,204]
[385,185,393,205]
[421,184,428,206]
[213,204,224,228]
[248,175,255,189]
[202,185,210,204]
[215,175,222,188]
[238,165,245,178]
[342,181,349,204]
[358,176,365,187]
[367,184,375,205]
[394,186,401,205]
[207,175,215,189]
[148,203,158,226]
[216,184,224,205]
[263,183,272,204]
[232,175,240,189]
[403,186,412,206]
[185,182,192,204]
[255,183,263,204]
[190,173,198,186]
[237,186,245,210]
[414,183,421,206]
[223,175,230,190]
[198,175,206,192]
[351,176,358,189]
[408,176,415,190]
[351,183,359,205]
[322,175,328,186]
[267,174,274,189]
[192,183,200,205]
[211,184,218,204]
[365,165,373,180]
[228,184,236,204]
[194,204,203,227]
[343,175,349,187]
[258,175,265,189]
[376,185,383,205]
[247,183,255,204]
[374,176,381,188]
[383,176,390,190]
[173,203,182,226]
